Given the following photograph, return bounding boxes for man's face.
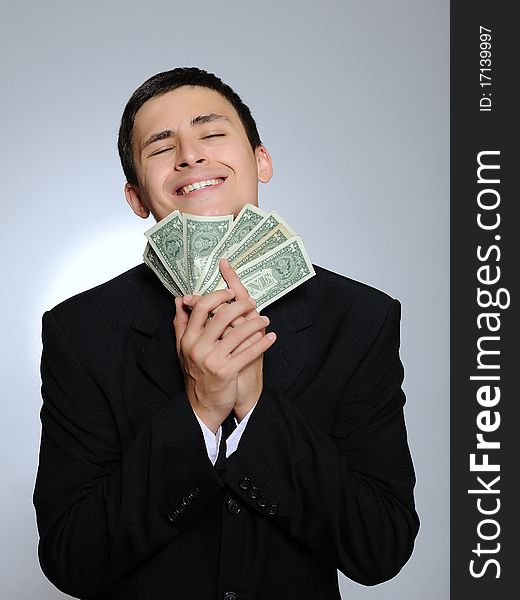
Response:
[125,86,273,221]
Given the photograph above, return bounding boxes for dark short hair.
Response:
[118,67,262,185]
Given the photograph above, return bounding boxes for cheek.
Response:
[217,142,257,171]
[229,148,259,180]
[141,161,170,192]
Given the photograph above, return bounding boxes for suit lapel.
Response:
[126,275,185,416]
[136,313,186,401]
[262,286,314,399]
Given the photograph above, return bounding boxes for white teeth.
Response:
[179,178,223,195]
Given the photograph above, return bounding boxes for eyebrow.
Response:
[141,113,230,150]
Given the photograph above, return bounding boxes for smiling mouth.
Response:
[177,178,226,196]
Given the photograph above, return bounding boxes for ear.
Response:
[255,145,273,184]
[125,183,150,219]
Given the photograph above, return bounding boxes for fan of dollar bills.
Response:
[143,203,315,312]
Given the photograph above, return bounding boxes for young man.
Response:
[34,68,419,599]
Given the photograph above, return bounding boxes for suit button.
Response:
[227,499,241,514]
[267,504,278,515]
[257,496,269,508]
[239,477,251,490]
[182,495,192,506]
[223,593,237,600]
[248,486,259,499]
[191,487,200,497]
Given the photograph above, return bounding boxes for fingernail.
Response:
[266,332,276,341]
[261,315,270,324]
[183,294,193,302]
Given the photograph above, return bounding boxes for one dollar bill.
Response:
[235,236,315,312]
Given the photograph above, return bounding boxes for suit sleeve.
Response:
[33,310,224,598]
[221,299,420,586]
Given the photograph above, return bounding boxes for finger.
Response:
[182,293,202,307]
[189,296,245,324]
[221,308,258,338]
[202,298,258,342]
[181,297,258,361]
[229,331,277,371]
[220,319,244,340]
[219,315,270,355]
[183,288,236,335]
[183,293,219,323]
[230,330,264,354]
[173,296,190,352]
[220,258,250,300]
[182,292,229,314]
[211,299,258,328]
[184,289,246,323]
[231,299,258,323]
[220,304,261,342]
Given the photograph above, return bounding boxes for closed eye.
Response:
[203,134,225,139]
[150,146,174,156]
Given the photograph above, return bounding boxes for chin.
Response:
[179,198,238,218]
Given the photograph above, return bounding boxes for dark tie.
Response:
[215,412,237,470]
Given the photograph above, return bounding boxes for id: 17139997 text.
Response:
[480,26,492,112]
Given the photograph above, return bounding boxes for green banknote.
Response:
[184,214,233,293]
[225,210,297,267]
[205,213,296,293]
[195,204,267,294]
[145,211,187,293]
[235,236,315,312]
[233,225,292,269]
[143,207,315,308]
[143,243,182,296]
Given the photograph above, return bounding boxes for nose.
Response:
[175,135,207,170]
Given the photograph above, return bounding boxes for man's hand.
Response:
[173,260,276,432]
[217,259,274,421]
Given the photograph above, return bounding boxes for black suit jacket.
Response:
[34,263,419,600]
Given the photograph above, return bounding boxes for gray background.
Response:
[0,0,449,598]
